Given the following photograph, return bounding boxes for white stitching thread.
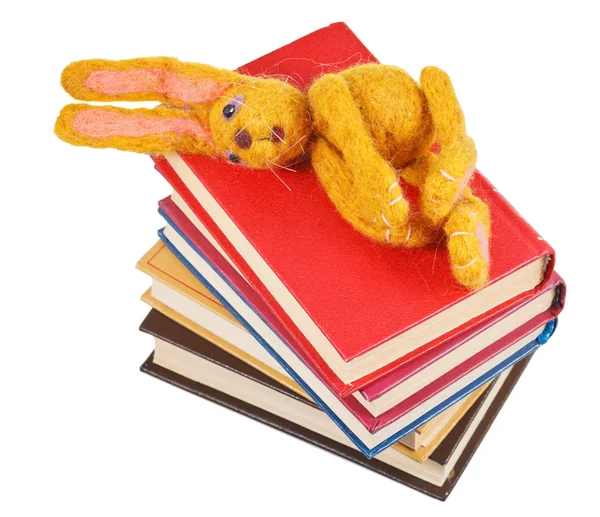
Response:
[388,180,399,192]
[381,213,393,228]
[440,169,459,182]
[389,194,404,206]
[454,257,478,270]
[385,229,391,242]
[449,231,474,238]
[404,223,412,243]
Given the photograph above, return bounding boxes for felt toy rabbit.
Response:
[56,58,490,289]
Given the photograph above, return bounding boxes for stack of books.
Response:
[134,23,565,500]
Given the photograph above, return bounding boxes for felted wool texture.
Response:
[306,66,490,287]
[55,103,215,155]
[207,77,311,168]
[444,188,491,288]
[419,137,477,227]
[56,58,490,289]
[398,155,434,188]
[308,73,412,240]
[307,65,490,288]
[340,64,435,169]
[417,67,479,227]
[311,136,437,248]
[61,57,239,107]
[420,66,467,146]
[57,58,311,169]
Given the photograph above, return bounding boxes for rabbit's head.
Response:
[208,77,310,168]
[55,58,311,169]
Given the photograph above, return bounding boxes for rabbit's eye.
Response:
[222,104,236,119]
[226,150,240,163]
[222,95,245,121]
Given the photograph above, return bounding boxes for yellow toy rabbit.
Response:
[56,57,490,289]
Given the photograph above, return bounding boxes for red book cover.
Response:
[360,274,565,402]
[158,196,564,432]
[152,22,555,395]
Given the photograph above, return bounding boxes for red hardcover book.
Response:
[360,281,565,404]
[157,196,564,434]
[152,22,555,395]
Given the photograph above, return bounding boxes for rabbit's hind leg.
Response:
[312,137,433,247]
[308,74,416,242]
[444,189,491,289]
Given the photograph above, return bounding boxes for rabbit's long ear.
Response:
[61,57,244,105]
[55,104,216,155]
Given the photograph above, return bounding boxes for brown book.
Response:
[139,309,532,500]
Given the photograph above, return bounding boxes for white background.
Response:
[2,1,599,515]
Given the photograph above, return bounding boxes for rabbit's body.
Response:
[336,65,434,168]
[56,58,490,289]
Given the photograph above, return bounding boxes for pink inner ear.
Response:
[73,109,211,140]
[85,69,229,104]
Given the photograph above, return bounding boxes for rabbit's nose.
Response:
[234,129,252,149]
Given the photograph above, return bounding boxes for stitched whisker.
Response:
[265,161,292,191]
[268,160,297,173]
[236,119,254,136]
[272,134,308,162]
